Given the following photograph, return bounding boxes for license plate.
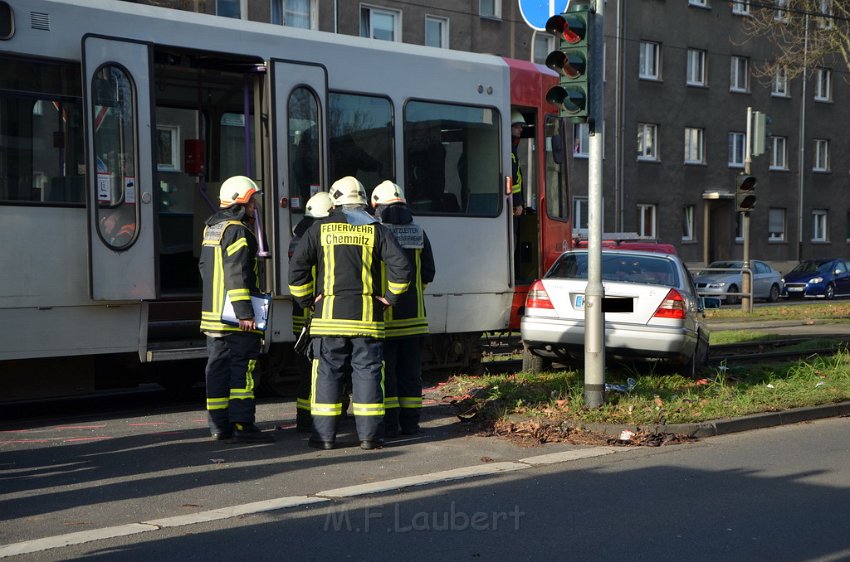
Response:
[787,287,803,292]
[574,294,585,309]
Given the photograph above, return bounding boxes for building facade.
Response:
[122,0,848,268]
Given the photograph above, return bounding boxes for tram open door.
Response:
[83,36,156,301]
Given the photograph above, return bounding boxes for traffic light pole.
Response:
[742,107,753,313]
[584,2,605,408]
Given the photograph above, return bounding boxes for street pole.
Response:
[584,1,605,408]
[742,107,752,313]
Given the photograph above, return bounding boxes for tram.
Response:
[0,0,572,400]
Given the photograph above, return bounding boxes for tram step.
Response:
[146,343,207,362]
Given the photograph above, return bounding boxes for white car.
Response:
[520,249,710,374]
[693,260,783,305]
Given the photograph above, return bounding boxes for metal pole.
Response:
[584,1,605,408]
[797,14,809,261]
[742,107,752,313]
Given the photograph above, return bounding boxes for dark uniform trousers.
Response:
[205,331,261,433]
[383,336,425,434]
[311,336,384,443]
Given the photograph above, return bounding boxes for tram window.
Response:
[92,64,138,249]
[289,87,321,212]
[0,58,84,205]
[544,114,569,221]
[404,100,500,216]
[328,93,392,192]
[220,112,256,181]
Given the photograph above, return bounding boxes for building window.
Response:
[689,0,709,6]
[812,209,828,242]
[573,122,589,157]
[728,132,745,167]
[768,208,786,241]
[480,0,500,18]
[639,41,661,80]
[637,204,657,238]
[425,16,449,48]
[637,123,658,161]
[533,34,554,65]
[814,139,830,172]
[775,0,789,21]
[815,68,832,101]
[684,127,705,164]
[730,56,749,92]
[683,205,695,241]
[817,0,833,29]
[772,67,789,96]
[573,197,589,232]
[686,49,706,86]
[271,0,312,28]
[360,5,401,41]
[732,1,751,15]
[217,0,244,18]
[769,136,787,170]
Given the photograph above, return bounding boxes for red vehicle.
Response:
[505,58,574,330]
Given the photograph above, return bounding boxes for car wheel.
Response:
[768,283,780,303]
[726,284,739,306]
[825,283,835,300]
[522,348,548,374]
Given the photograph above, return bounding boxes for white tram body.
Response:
[0,0,518,397]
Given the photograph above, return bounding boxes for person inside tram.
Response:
[99,205,136,247]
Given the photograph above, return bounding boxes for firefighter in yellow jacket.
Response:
[288,191,333,432]
[289,176,411,450]
[199,175,273,443]
[371,181,435,437]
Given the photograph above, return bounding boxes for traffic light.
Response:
[544,1,592,122]
[735,173,757,212]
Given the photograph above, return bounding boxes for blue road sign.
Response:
[518,0,572,31]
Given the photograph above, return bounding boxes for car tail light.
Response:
[526,280,554,309]
[653,288,686,319]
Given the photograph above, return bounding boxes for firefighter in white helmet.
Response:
[371,180,435,436]
[288,191,333,432]
[199,175,273,443]
[289,176,411,450]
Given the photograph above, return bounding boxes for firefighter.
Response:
[288,191,333,432]
[371,180,435,436]
[199,175,273,443]
[289,176,411,450]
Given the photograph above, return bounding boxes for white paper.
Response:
[221,294,270,331]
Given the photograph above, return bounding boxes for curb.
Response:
[579,401,850,439]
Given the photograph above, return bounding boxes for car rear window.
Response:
[547,253,678,286]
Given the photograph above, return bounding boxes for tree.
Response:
[743,0,850,80]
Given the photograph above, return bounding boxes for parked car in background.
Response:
[520,249,710,375]
[782,258,850,299]
[692,260,783,305]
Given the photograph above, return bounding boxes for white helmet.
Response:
[305,191,333,218]
[371,180,406,207]
[329,176,367,207]
[511,110,526,126]
[219,175,260,208]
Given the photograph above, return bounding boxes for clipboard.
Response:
[221,293,271,331]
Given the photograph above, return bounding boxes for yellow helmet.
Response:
[329,176,367,206]
[371,180,406,207]
[219,175,260,208]
[305,191,333,218]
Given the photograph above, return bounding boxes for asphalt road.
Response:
[3,413,848,561]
